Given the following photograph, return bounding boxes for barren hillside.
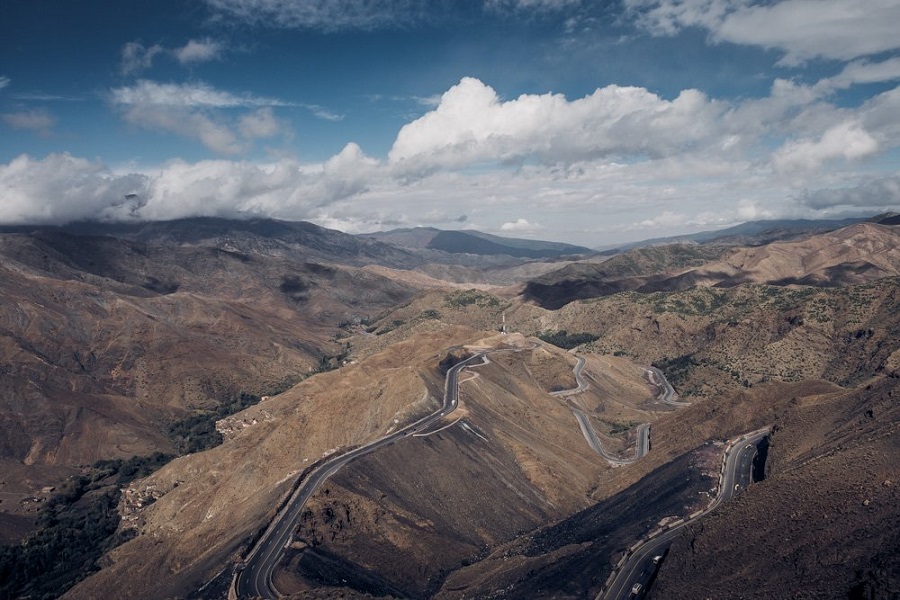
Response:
[2,218,898,600]
[0,228,418,554]
[525,223,900,308]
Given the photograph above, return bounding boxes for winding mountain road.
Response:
[597,428,770,600]
[645,366,691,406]
[233,346,693,598]
[553,356,660,465]
[233,351,488,599]
[552,355,589,397]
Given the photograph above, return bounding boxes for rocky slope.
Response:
[2,217,898,600]
[653,375,900,599]
[525,223,900,308]
[341,244,899,597]
[62,327,499,599]
[0,226,418,545]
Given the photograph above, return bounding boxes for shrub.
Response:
[537,330,599,350]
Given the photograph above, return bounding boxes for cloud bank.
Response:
[389,77,726,174]
[3,75,899,244]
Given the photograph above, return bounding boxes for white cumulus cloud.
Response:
[111,80,292,109]
[238,108,282,139]
[0,146,385,226]
[500,218,543,232]
[110,81,293,154]
[4,75,900,245]
[121,104,245,154]
[773,121,879,173]
[120,42,165,75]
[0,154,147,224]
[121,39,225,75]
[816,57,900,93]
[388,77,726,175]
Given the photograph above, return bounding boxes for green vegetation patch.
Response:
[652,354,700,387]
[0,453,172,600]
[602,244,726,278]
[312,343,352,372]
[443,289,500,309]
[1,381,275,600]
[537,330,599,350]
[640,287,731,316]
[168,391,263,455]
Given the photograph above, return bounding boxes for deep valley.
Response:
[0,216,897,600]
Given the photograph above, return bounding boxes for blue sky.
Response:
[2,0,899,246]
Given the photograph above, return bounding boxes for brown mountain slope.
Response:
[524,223,900,308]
[62,326,484,599]
[652,375,900,599]
[0,230,418,541]
[252,336,676,598]
[360,278,899,394]
[60,328,691,600]
[9,221,900,599]
[687,222,900,286]
[312,278,899,598]
[506,278,900,394]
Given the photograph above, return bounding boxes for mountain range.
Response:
[0,214,897,600]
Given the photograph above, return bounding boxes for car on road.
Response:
[631,582,643,596]
[651,555,662,564]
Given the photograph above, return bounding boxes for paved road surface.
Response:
[598,428,770,600]
[571,409,651,465]
[234,352,487,599]
[551,356,589,397]
[645,367,691,406]
[553,355,655,465]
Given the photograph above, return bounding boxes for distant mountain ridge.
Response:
[362,227,593,258]
[526,221,900,309]
[597,215,889,253]
[0,217,426,270]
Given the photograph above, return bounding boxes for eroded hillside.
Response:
[64,327,480,599]
[525,223,900,309]
[0,227,417,558]
[262,335,672,598]
[2,219,897,600]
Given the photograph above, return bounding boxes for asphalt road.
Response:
[645,367,691,406]
[572,409,651,465]
[598,428,770,600]
[234,352,487,599]
[554,355,652,465]
[551,355,589,397]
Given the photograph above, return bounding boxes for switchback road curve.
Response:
[233,350,492,599]
[553,355,664,465]
[598,428,770,600]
